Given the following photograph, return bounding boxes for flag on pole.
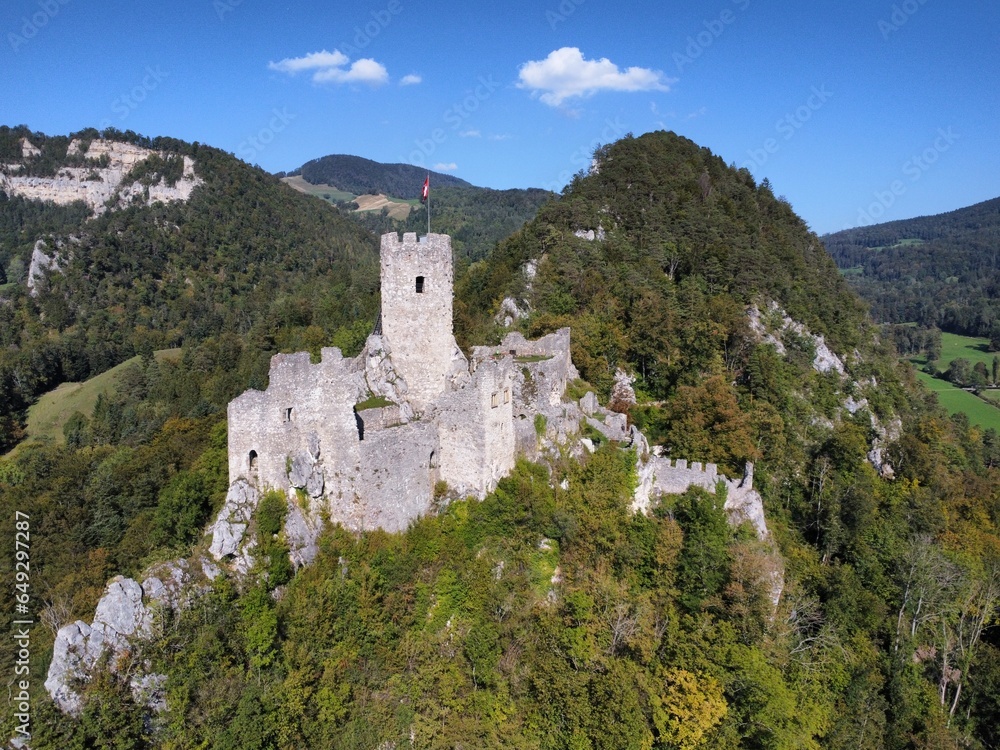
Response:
[421,175,429,203]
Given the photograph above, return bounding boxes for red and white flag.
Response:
[421,175,429,203]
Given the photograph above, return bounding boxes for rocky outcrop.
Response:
[573,225,606,242]
[20,138,40,158]
[0,139,202,217]
[45,563,190,715]
[747,301,845,375]
[748,301,898,476]
[495,297,528,328]
[208,479,260,561]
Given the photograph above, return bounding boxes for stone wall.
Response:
[435,357,516,497]
[227,347,364,496]
[380,232,458,409]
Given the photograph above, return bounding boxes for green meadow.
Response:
[12,349,181,454]
[910,332,1000,431]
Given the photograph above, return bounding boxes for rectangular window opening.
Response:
[491,392,499,408]
[416,275,425,293]
[504,389,511,404]
[283,407,293,423]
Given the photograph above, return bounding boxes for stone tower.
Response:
[380,232,457,409]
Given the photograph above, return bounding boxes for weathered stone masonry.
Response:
[226,232,564,536]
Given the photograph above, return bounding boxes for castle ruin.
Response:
[224,230,769,547]
[226,232,582,535]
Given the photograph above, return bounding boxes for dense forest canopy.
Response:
[3,128,1000,748]
[457,131,870,400]
[823,197,1000,336]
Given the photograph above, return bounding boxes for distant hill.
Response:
[823,197,1000,336]
[282,153,555,263]
[294,154,473,197]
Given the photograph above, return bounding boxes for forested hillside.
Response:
[823,197,1000,335]
[0,126,381,454]
[292,153,472,196]
[3,129,1000,748]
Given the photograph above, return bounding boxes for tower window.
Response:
[249,451,258,471]
[491,392,500,408]
[283,407,293,423]
[416,275,425,293]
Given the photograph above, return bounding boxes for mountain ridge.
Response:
[291,153,474,197]
[823,195,1000,335]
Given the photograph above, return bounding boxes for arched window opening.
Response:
[249,450,258,472]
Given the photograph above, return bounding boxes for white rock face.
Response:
[20,138,41,158]
[45,565,189,715]
[27,238,64,295]
[573,225,606,241]
[209,479,260,560]
[495,296,528,328]
[748,301,898,477]
[747,302,845,374]
[611,368,637,408]
[0,139,202,216]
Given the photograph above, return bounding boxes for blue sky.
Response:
[1,0,997,234]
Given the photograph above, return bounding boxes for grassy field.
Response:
[911,369,1000,431]
[281,175,414,218]
[907,331,1000,430]
[12,349,182,453]
[280,175,355,203]
[934,331,1000,370]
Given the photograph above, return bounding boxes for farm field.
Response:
[935,331,1000,370]
[911,370,1000,431]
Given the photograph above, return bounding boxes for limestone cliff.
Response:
[0,138,202,216]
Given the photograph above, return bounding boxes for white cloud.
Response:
[268,49,388,86]
[433,162,458,171]
[314,58,388,85]
[400,74,422,86]
[517,47,673,106]
[268,49,348,74]
[459,129,481,138]
[490,133,512,141]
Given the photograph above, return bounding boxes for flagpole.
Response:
[426,175,431,236]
